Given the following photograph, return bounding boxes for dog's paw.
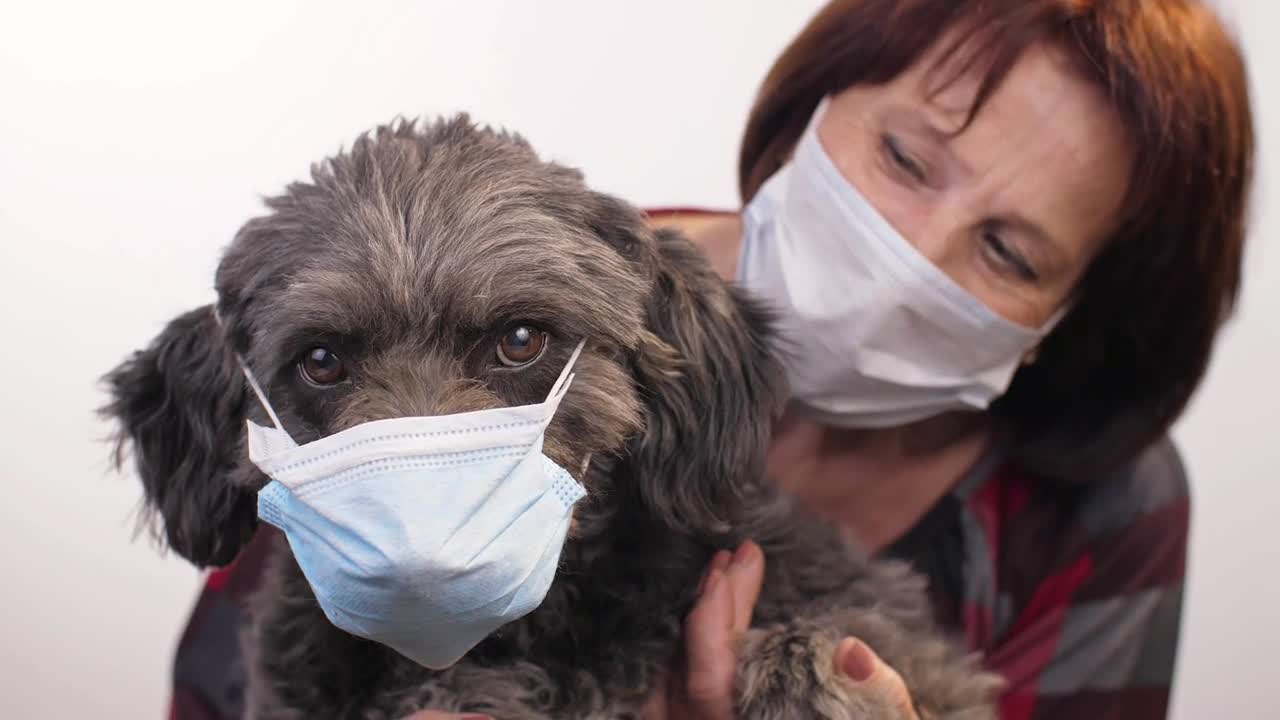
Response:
[734,617,1001,720]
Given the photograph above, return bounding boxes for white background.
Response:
[0,1,1274,717]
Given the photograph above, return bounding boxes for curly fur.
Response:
[103,115,1002,719]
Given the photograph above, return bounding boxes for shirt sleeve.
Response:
[987,439,1191,720]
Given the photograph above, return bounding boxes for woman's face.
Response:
[818,43,1134,328]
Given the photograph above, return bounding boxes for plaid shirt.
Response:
[165,436,1187,720]
[886,437,1188,719]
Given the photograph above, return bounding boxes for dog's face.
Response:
[104,116,785,568]
[218,119,658,482]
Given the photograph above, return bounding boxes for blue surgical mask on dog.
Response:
[236,339,587,670]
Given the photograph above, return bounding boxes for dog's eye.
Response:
[299,346,347,386]
[497,325,548,367]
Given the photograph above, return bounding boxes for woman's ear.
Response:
[628,227,789,538]
[101,304,259,567]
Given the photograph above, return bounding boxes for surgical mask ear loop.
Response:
[211,304,287,433]
[528,339,587,457]
[238,361,285,432]
[543,339,586,407]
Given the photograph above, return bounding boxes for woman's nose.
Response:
[890,195,972,279]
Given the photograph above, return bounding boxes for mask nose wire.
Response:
[212,305,286,433]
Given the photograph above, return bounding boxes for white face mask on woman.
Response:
[736,98,1061,429]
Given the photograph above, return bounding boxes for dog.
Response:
[103,115,1001,719]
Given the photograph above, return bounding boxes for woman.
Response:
[172,1,1253,718]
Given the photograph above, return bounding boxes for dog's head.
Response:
[103,116,786,568]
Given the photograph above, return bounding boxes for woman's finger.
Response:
[681,567,739,719]
[697,549,733,594]
[834,638,920,719]
[723,540,765,632]
[675,541,767,720]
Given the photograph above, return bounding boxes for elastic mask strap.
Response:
[238,360,285,431]
[811,95,832,130]
[1039,300,1074,335]
[211,305,287,433]
[544,339,586,405]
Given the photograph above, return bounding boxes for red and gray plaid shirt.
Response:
[166,436,1187,720]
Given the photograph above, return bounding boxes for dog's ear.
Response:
[102,304,258,568]
[628,227,788,539]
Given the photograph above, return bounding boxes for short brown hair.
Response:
[739,0,1254,479]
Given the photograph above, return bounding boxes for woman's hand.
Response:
[643,540,920,720]
[402,540,917,720]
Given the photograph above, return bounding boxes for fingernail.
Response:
[731,540,759,568]
[703,568,724,596]
[838,638,876,683]
[712,549,733,571]
[697,550,732,594]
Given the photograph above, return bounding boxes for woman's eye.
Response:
[982,232,1039,283]
[497,325,548,367]
[882,134,927,182]
[298,346,347,386]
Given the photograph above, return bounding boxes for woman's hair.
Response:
[740,0,1254,480]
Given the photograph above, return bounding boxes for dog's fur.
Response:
[103,116,1001,719]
